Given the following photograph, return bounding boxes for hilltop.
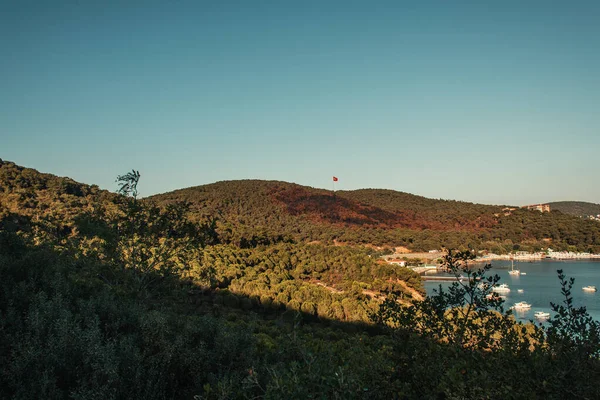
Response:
[3,159,600,253]
[150,180,600,253]
[148,180,501,247]
[0,159,120,237]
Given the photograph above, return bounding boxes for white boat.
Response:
[508,259,520,276]
[492,283,511,293]
[534,311,550,319]
[583,286,597,292]
[513,301,532,310]
[517,289,524,293]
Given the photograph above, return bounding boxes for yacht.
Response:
[517,289,524,293]
[492,283,511,293]
[583,286,597,292]
[534,311,550,319]
[513,301,532,310]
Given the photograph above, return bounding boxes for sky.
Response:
[1,0,599,206]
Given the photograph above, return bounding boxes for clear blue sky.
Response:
[2,0,599,206]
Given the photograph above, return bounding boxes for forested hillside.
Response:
[3,159,600,254]
[0,159,422,311]
[549,201,600,218]
[2,159,600,398]
[0,159,118,231]
[151,179,600,253]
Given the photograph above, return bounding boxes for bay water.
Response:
[423,259,600,322]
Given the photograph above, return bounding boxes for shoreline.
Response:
[476,252,600,262]
[386,251,600,264]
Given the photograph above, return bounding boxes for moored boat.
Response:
[492,283,511,293]
[508,259,520,276]
[534,311,550,319]
[583,286,597,292]
[513,301,531,310]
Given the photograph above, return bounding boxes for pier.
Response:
[408,264,463,281]
[410,265,439,274]
[421,275,466,282]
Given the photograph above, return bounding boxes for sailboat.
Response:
[508,258,520,276]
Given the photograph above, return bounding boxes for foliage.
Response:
[374,250,529,351]
[549,201,600,218]
[373,250,600,398]
[116,169,141,199]
[0,231,256,400]
[2,160,600,399]
[547,269,600,355]
[74,171,214,296]
[187,242,423,323]
[3,159,600,253]
[150,178,600,253]
[537,270,600,397]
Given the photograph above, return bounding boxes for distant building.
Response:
[388,260,407,267]
[501,207,516,216]
[521,203,550,212]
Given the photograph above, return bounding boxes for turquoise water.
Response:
[423,260,600,322]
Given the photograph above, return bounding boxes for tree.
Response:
[373,249,530,352]
[546,269,600,358]
[75,170,209,295]
[116,169,141,199]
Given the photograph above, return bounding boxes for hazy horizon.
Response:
[2,1,599,205]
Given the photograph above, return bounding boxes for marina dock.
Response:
[421,275,465,282]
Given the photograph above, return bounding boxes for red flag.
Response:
[332,176,338,182]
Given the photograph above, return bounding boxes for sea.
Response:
[423,259,600,322]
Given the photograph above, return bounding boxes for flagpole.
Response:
[332,176,337,198]
[333,179,335,199]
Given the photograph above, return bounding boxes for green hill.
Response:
[150,180,600,253]
[148,180,503,250]
[549,201,600,218]
[0,158,425,311]
[2,158,600,398]
[0,158,121,239]
[3,157,599,253]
